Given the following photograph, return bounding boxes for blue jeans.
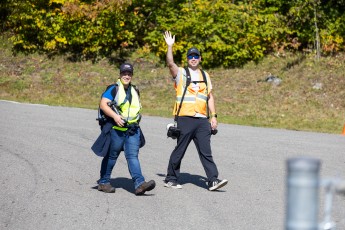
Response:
[99,127,145,189]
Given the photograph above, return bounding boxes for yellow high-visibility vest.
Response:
[113,80,141,131]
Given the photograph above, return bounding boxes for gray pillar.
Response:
[285,157,321,230]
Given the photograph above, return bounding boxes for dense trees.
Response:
[2,0,344,67]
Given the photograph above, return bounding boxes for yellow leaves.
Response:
[44,40,56,50]
[36,19,43,29]
[55,36,67,44]
[136,44,150,55]
[49,0,67,5]
[120,21,125,27]
[334,35,344,44]
[22,43,37,50]
[44,36,67,50]
[59,0,130,19]
[181,8,189,13]
[321,34,344,53]
[133,7,140,16]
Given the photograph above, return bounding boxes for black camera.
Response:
[108,101,129,126]
[211,129,218,135]
[167,124,181,139]
[107,101,122,115]
[97,115,108,126]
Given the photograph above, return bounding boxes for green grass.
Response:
[1,34,344,134]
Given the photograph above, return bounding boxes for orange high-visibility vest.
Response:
[173,67,210,116]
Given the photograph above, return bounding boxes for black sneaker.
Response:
[135,180,156,195]
[208,179,228,191]
[98,183,116,193]
[164,181,182,189]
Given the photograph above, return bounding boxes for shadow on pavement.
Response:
[92,177,134,193]
[157,172,208,189]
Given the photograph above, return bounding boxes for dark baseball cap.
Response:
[187,47,200,56]
[120,63,134,74]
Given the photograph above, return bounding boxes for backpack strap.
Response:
[110,83,118,99]
[174,67,191,122]
[97,83,118,128]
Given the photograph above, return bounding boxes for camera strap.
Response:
[174,67,191,122]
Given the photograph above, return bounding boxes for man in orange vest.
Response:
[163,31,228,191]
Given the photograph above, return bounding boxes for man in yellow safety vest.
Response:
[163,31,228,191]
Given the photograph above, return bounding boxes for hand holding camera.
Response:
[113,114,126,127]
[106,101,127,127]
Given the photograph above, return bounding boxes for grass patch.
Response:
[1,35,344,134]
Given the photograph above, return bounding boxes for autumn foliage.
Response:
[2,0,345,67]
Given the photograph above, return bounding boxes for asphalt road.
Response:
[1,100,344,230]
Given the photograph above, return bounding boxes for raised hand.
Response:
[163,31,175,46]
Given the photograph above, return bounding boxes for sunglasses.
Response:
[120,71,133,77]
[187,54,200,60]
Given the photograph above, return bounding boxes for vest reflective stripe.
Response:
[176,94,208,102]
[176,98,195,102]
[173,67,209,116]
[113,126,128,131]
[112,80,141,131]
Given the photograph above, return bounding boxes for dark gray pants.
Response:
[165,116,219,183]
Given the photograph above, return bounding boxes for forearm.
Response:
[208,92,218,129]
[208,92,216,115]
[166,45,178,77]
[166,45,174,66]
[100,98,126,127]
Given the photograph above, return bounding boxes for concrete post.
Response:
[285,157,321,230]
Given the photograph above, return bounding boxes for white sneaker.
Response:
[208,179,228,191]
[164,181,182,189]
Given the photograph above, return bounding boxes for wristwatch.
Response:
[211,113,217,118]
